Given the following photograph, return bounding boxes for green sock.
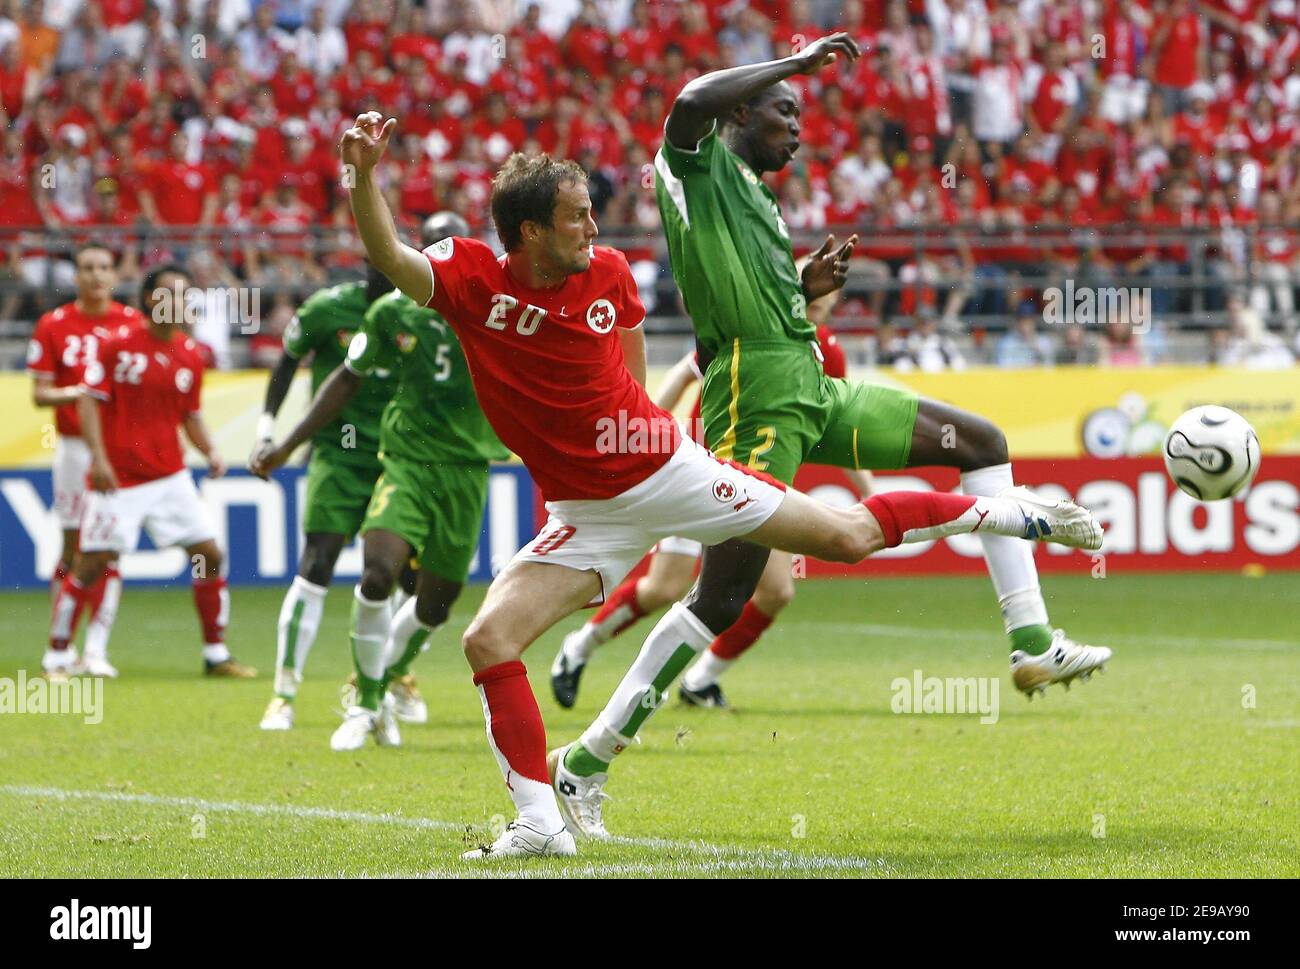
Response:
[356,673,385,711]
[564,744,610,777]
[1010,623,1054,656]
[384,627,432,680]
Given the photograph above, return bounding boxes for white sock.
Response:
[350,586,391,683]
[390,585,411,617]
[961,464,1050,632]
[203,643,231,664]
[582,603,714,763]
[383,596,435,678]
[563,623,601,663]
[681,649,732,691]
[83,570,122,661]
[275,576,327,696]
[475,685,565,832]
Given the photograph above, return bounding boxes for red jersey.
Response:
[81,325,206,488]
[422,237,677,502]
[27,302,144,437]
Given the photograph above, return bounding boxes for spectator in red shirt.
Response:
[138,132,218,259]
[1148,0,1206,114]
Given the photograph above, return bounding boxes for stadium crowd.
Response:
[2,0,1299,367]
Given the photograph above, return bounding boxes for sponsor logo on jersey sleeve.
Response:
[26,339,42,365]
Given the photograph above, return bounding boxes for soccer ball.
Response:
[1162,405,1260,501]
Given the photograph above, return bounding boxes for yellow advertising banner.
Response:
[2,365,1298,467]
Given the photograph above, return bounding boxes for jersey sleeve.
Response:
[612,251,646,330]
[26,314,56,377]
[184,346,204,414]
[421,235,475,321]
[658,118,721,178]
[282,291,331,357]
[348,294,399,376]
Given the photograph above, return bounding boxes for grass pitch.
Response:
[1,572,1297,878]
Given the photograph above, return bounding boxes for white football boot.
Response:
[460,819,576,861]
[1011,630,1113,698]
[547,744,611,838]
[259,697,294,730]
[998,486,1104,551]
[387,674,428,724]
[41,648,80,679]
[80,653,119,678]
[375,694,402,747]
[330,706,378,751]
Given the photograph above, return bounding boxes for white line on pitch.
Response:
[0,785,892,875]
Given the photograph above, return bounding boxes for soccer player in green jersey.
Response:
[251,264,400,730]
[252,213,509,751]
[550,34,1114,837]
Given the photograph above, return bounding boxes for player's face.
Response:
[144,271,192,330]
[540,180,598,275]
[74,248,117,303]
[745,85,802,174]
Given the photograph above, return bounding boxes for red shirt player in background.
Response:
[338,103,1094,860]
[47,265,256,680]
[551,272,879,712]
[27,244,141,678]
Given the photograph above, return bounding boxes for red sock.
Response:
[50,562,69,605]
[50,575,91,650]
[473,660,549,786]
[192,576,229,644]
[864,492,978,547]
[710,600,775,660]
[590,575,644,636]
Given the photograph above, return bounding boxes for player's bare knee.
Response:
[968,419,1009,469]
[191,544,222,579]
[359,563,396,601]
[753,575,795,615]
[462,619,516,668]
[415,596,451,628]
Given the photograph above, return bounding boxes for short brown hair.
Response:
[490,153,588,252]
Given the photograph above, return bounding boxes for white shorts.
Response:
[80,469,216,554]
[53,436,92,530]
[653,535,704,558]
[510,437,785,601]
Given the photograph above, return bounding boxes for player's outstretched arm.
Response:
[256,349,301,445]
[342,112,433,305]
[249,364,361,479]
[665,32,861,150]
[31,376,83,409]
[653,351,700,410]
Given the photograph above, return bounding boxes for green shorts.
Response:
[699,339,919,485]
[361,457,489,583]
[302,451,383,539]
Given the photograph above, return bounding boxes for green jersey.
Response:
[347,290,508,466]
[283,282,395,466]
[654,122,813,356]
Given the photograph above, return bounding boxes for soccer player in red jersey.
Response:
[341,111,1101,859]
[46,266,256,680]
[28,244,142,678]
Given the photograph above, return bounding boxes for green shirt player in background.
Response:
[252,213,510,751]
[552,33,1114,835]
[251,265,401,731]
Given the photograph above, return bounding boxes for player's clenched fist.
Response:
[247,441,286,481]
[339,111,397,174]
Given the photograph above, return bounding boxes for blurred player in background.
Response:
[253,212,510,750]
[250,264,401,730]
[552,35,1113,838]
[28,244,142,678]
[339,110,1100,859]
[552,277,876,710]
[48,266,254,679]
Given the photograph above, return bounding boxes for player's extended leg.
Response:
[51,528,79,606]
[81,554,123,677]
[331,527,411,750]
[908,398,1112,696]
[261,532,346,729]
[381,571,464,724]
[46,548,116,679]
[553,484,1102,836]
[188,539,253,678]
[679,550,795,707]
[461,560,602,860]
[551,546,698,709]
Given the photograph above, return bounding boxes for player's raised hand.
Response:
[792,33,862,75]
[340,111,397,175]
[800,233,857,302]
